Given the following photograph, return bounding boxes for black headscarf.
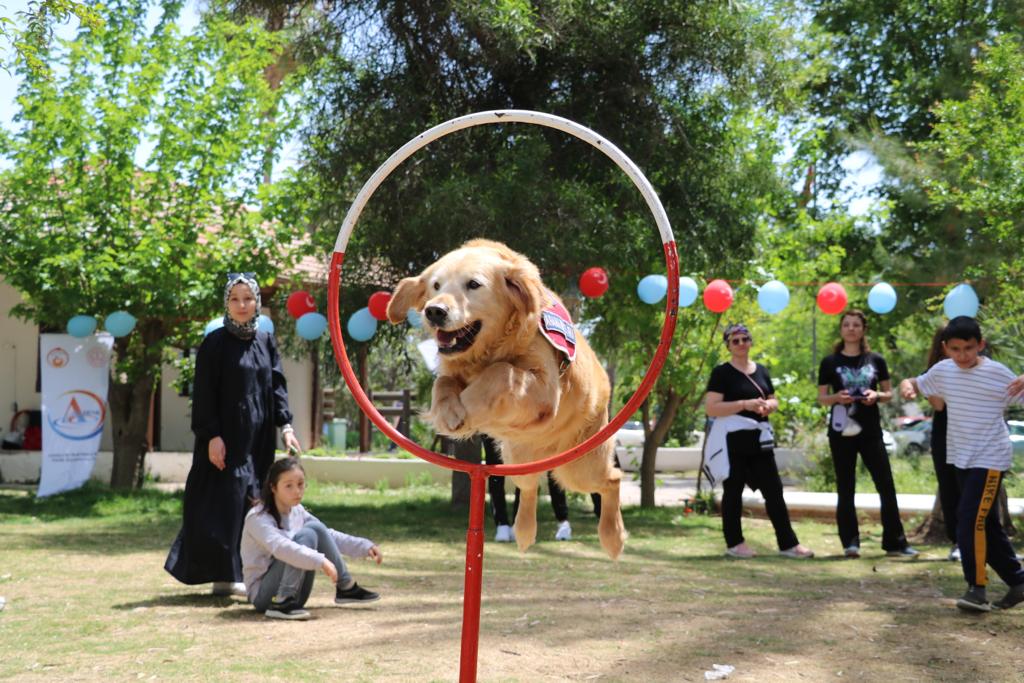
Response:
[223,274,261,340]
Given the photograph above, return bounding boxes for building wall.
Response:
[2,280,314,452]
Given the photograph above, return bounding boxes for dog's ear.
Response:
[386,276,426,324]
[504,261,544,319]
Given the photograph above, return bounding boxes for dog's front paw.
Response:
[429,394,469,435]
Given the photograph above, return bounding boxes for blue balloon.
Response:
[67,315,98,338]
[258,314,275,335]
[297,312,329,341]
[757,280,790,314]
[944,283,979,319]
[346,307,377,342]
[637,274,668,304]
[406,308,423,328]
[678,277,699,307]
[867,282,898,314]
[204,318,224,336]
[103,311,136,337]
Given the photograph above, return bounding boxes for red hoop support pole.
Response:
[326,110,680,683]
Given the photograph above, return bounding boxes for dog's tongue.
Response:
[437,329,457,345]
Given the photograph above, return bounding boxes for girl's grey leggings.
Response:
[253,520,353,611]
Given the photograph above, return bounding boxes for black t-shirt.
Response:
[817,351,890,435]
[706,362,775,423]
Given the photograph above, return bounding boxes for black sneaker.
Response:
[993,583,1024,610]
[956,587,991,613]
[335,582,381,605]
[886,546,920,558]
[265,596,311,620]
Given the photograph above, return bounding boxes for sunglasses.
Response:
[227,272,256,281]
[729,336,752,345]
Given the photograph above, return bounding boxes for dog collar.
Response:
[539,295,576,372]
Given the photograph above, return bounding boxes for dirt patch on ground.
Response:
[1,487,1023,681]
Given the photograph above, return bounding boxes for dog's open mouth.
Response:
[436,321,482,355]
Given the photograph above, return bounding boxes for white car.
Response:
[882,429,896,457]
[892,420,932,456]
[1008,420,1024,457]
[615,420,645,448]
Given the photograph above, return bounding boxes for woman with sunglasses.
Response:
[704,323,813,559]
[817,310,917,559]
[166,273,303,597]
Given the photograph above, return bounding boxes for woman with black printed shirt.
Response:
[817,310,917,559]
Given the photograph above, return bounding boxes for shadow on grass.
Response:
[112,593,244,610]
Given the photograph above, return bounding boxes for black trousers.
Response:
[828,431,908,551]
[721,431,799,550]
[483,435,568,526]
[930,431,960,544]
[955,468,1024,589]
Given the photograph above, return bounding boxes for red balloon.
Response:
[286,290,317,319]
[817,282,848,315]
[703,279,733,313]
[368,291,392,321]
[579,267,609,298]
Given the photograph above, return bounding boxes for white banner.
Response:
[38,333,114,497]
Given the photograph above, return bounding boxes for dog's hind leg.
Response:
[509,473,540,553]
[596,472,627,560]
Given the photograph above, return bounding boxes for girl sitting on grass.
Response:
[241,457,382,620]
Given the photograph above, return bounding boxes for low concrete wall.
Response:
[0,451,453,489]
[2,447,809,486]
[616,446,807,473]
[0,451,194,485]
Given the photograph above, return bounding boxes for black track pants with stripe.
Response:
[955,468,1024,588]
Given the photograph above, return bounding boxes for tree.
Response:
[1,0,102,74]
[269,0,806,505]
[0,0,302,488]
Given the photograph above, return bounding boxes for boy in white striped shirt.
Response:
[900,316,1024,612]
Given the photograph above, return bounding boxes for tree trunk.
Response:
[911,486,950,544]
[107,321,163,489]
[639,391,683,508]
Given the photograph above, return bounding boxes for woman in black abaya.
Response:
[165,273,302,596]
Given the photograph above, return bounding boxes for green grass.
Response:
[1,482,1023,681]
[802,453,1024,497]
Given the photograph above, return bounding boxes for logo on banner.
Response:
[47,390,107,440]
[86,345,109,368]
[47,348,70,368]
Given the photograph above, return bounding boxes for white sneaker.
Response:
[948,545,961,562]
[494,525,514,543]
[212,581,247,597]
[555,520,572,541]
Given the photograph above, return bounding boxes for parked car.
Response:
[892,420,932,456]
[882,429,896,457]
[1008,420,1024,456]
[614,420,646,448]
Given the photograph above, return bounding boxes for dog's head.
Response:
[386,239,545,360]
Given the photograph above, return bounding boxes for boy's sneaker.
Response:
[886,546,920,558]
[335,582,380,605]
[993,583,1024,610]
[265,596,311,620]
[725,543,756,559]
[843,545,861,559]
[555,520,572,541]
[956,587,991,613]
[494,525,514,543]
[948,545,961,562]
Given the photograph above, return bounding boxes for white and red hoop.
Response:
[327,110,679,475]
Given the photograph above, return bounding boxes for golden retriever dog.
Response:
[386,239,626,559]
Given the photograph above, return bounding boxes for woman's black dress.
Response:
[164,327,293,584]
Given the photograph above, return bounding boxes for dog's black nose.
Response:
[424,305,448,326]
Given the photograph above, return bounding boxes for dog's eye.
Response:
[433,282,440,291]
[466,280,482,291]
